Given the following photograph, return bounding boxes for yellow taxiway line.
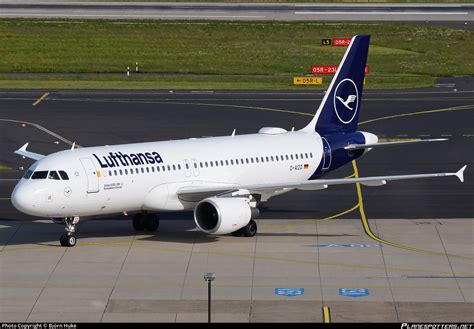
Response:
[32,92,49,106]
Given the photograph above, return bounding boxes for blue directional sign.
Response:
[339,288,369,298]
[305,244,382,248]
[274,288,304,297]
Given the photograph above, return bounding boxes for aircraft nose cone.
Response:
[11,182,36,215]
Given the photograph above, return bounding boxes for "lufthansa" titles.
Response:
[93,151,163,168]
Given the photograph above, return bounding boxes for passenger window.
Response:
[265,156,269,162]
[295,154,299,159]
[270,156,274,161]
[32,171,48,179]
[119,169,123,175]
[215,161,218,167]
[172,165,176,171]
[141,168,144,173]
[305,153,308,158]
[246,158,249,164]
[310,153,313,158]
[48,171,60,180]
[167,165,171,171]
[290,155,294,160]
[205,162,208,168]
[220,160,224,166]
[157,166,160,172]
[146,167,149,173]
[210,162,213,167]
[230,159,234,165]
[260,157,264,162]
[136,168,139,174]
[108,170,112,177]
[23,170,33,179]
[178,164,181,170]
[194,163,197,169]
[251,158,254,163]
[286,155,289,160]
[151,167,155,173]
[125,169,128,175]
[162,166,166,172]
[225,160,229,166]
[186,163,189,169]
[114,170,118,176]
[256,158,259,163]
[200,162,203,168]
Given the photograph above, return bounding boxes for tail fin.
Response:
[301,35,370,134]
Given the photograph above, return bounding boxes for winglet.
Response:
[18,142,29,152]
[455,165,467,183]
[14,142,45,161]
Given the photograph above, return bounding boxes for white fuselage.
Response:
[11,129,324,218]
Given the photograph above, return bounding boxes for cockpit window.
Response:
[48,171,60,180]
[59,171,69,180]
[31,171,48,179]
[23,170,33,179]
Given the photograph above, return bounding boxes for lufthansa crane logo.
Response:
[333,78,359,124]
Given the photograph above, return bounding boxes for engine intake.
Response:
[194,197,258,235]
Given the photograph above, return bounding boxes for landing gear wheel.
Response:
[60,234,67,246]
[242,219,257,237]
[144,214,159,232]
[59,217,79,247]
[60,234,76,247]
[231,228,243,237]
[132,213,146,231]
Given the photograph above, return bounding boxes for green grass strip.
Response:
[0,19,471,89]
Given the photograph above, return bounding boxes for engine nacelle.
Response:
[194,197,258,235]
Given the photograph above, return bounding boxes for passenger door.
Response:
[79,158,99,193]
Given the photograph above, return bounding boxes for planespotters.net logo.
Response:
[333,78,359,124]
[402,324,473,329]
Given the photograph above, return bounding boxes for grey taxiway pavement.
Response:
[0,85,473,322]
[0,1,473,22]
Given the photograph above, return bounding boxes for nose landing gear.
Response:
[59,216,79,247]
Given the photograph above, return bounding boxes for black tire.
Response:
[144,214,159,232]
[60,234,68,246]
[66,235,77,247]
[231,229,243,237]
[133,213,146,231]
[242,219,257,237]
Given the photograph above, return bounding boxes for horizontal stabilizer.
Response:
[14,143,45,161]
[344,138,447,151]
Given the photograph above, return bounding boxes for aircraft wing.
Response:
[344,138,447,151]
[177,165,466,198]
[14,143,45,161]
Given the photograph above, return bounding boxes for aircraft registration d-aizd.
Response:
[11,35,466,247]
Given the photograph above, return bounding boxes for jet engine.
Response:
[194,197,258,234]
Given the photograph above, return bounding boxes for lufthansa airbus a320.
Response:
[11,35,466,247]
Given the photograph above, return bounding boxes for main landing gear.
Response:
[59,216,79,247]
[231,219,257,237]
[132,212,159,232]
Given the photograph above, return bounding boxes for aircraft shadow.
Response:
[0,216,355,247]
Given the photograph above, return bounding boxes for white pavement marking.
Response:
[0,13,267,19]
[0,119,79,147]
[295,11,469,15]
